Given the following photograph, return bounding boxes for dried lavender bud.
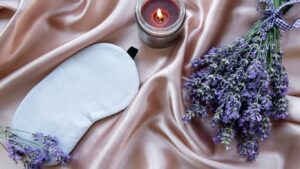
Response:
[183,0,291,161]
[213,127,235,150]
[238,138,259,161]
[33,132,70,164]
[0,126,70,169]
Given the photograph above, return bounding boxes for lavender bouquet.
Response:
[183,0,300,161]
[0,125,70,169]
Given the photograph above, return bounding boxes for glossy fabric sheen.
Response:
[0,0,300,169]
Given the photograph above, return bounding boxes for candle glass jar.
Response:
[135,0,186,48]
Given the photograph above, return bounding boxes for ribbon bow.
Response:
[257,0,300,31]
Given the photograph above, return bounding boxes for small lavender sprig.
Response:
[0,125,70,169]
[183,0,292,161]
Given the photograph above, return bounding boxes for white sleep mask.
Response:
[12,43,140,165]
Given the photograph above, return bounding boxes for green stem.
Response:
[14,136,42,147]
[0,141,7,151]
[6,127,33,135]
[0,126,42,148]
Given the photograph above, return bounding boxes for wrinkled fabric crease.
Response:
[0,0,300,169]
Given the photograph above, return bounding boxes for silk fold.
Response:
[1,0,300,169]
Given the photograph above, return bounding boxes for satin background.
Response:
[1,0,300,169]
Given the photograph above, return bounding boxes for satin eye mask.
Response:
[12,43,140,165]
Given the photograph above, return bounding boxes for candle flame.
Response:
[156,8,164,21]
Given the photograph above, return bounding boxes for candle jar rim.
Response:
[135,0,186,36]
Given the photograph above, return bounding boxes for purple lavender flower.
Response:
[222,95,241,123]
[183,4,290,161]
[6,140,24,162]
[257,117,271,141]
[213,128,235,150]
[5,139,46,169]
[247,60,263,79]
[271,97,289,119]
[261,32,268,41]
[239,103,262,127]
[0,126,70,169]
[33,132,70,164]
[238,138,259,161]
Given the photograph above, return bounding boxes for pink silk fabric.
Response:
[1,0,300,169]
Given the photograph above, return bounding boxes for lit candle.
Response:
[135,0,186,48]
[155,8,165,24]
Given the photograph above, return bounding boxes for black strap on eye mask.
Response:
[127,47,138,59]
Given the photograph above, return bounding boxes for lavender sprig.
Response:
[183,0,294,161]
[0,125,70,169]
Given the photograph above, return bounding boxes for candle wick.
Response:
[158,17,164,22]
[156,8,165,23]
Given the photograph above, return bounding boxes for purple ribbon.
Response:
[257,0,300,31]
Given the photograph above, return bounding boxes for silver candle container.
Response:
[135,0,186,48]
